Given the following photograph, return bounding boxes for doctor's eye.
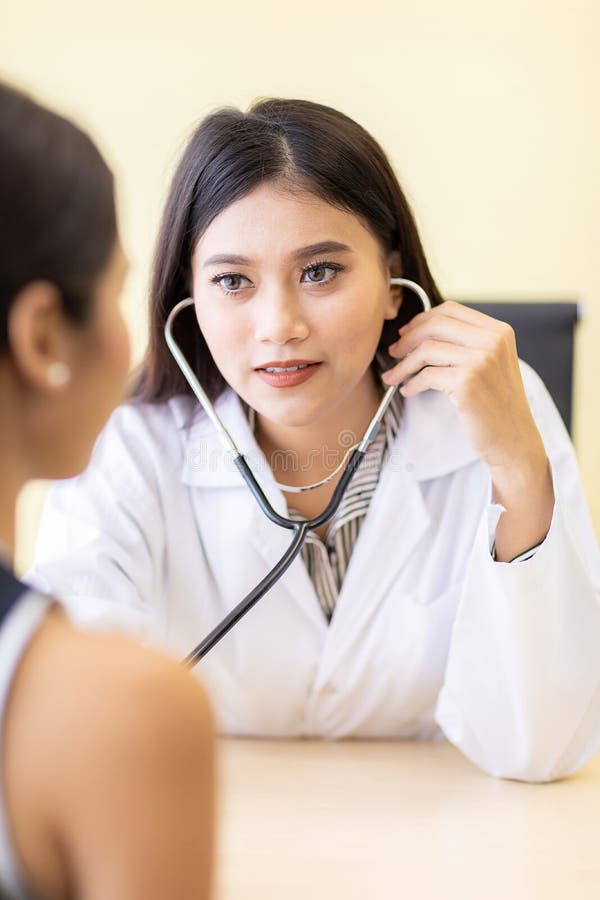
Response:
[210,273,253,294]
[301,260,344,285]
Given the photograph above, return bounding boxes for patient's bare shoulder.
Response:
[4,608,214,900]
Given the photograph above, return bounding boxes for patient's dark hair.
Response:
[134,98,444,404]
[0,81,117,353]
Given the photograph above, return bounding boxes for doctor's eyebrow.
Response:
[202,241,354,268]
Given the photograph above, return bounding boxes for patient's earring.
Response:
[47,362,72,388]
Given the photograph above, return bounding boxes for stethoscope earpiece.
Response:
[389,277,432,313]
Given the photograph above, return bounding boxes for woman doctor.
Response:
[29,98,600,782]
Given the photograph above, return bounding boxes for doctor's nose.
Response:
[253,291,310,345]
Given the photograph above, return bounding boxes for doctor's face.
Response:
[191,182,399,429]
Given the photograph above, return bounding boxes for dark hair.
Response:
[0,81,117,353]
[134,98,444,403]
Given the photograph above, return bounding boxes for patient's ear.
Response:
[7,281,74,393]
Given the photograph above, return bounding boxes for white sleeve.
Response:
[25,404,167,643]
[435,362,600,782]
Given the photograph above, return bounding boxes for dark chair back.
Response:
[462,301,580,435]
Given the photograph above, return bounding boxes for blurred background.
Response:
[2,0,598,570]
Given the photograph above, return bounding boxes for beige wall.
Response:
[2,0,599,570]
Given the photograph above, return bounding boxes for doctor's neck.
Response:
[254,367,382,484]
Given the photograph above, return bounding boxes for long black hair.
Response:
[0,81,117,353]
[134,98,444,403]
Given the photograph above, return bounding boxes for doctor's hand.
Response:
[382,301,555,561]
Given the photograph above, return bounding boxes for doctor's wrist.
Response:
[490,454,555,563]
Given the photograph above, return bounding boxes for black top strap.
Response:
[0,561,28,629]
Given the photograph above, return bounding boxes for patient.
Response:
[0,82,214,899]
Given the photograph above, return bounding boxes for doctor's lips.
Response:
[254,359,322,388]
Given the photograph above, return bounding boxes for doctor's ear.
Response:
[385,251,403,320]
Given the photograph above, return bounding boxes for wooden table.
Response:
[215,738,600,899]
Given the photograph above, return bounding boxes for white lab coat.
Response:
[28,361,600,781]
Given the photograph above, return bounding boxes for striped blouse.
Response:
[288,388,403,622]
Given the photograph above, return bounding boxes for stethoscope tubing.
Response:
[183,448,366,667]
[166,278,431,667]
[183,521,307,668]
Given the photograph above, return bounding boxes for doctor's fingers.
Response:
[382,339,482,386]
[397,299,516,342]
[391,363,465,400]
[389,316,509,362]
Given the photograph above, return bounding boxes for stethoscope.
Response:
[164,278,431,668]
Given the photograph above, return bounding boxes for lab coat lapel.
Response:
[317,389,479,676]
[319,451,431,670]
[178,391,326,631]
[245,500,326,630]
